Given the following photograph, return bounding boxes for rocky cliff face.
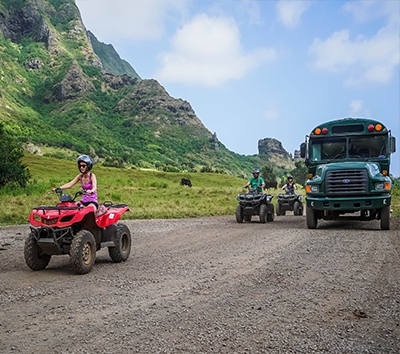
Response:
[51,59,95,102]
[258,138,290,158]
[0,0,101,66]
[115,79,209,136]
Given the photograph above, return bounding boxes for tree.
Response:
[261,163,276,184]
[290,160,308,187]
[0,123,31,187]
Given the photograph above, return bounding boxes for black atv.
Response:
[236,188,274,223]
[276,190,303,216]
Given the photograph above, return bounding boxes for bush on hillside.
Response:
[0,123,31,187]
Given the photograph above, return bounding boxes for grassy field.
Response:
[0,153,398,226]
[0,154,250,225]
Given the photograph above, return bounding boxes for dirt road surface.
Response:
[1,215,399,353]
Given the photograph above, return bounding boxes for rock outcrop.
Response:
[115,79,206,130]
[52,59,95,101]
[258,138,290,157]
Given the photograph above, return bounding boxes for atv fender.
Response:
[101,224,118,246]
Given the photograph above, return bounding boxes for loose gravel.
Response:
[0,215,399,353]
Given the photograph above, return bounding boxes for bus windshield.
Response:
[309,135,388,161]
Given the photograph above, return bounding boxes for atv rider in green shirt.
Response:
[243,168,265,193]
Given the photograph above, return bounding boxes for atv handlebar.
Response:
[52,189,90,202]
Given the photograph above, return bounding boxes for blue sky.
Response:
[75,0,399,177]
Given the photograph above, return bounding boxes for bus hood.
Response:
[315,161,385,178]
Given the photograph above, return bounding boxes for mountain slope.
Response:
[88,31,141,79]
[0,0,294,177]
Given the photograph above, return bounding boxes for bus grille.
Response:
[325,169,368,196]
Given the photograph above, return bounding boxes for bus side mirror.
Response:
[390,136,396,153]
[300,142,306,158]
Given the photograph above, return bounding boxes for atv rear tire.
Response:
[235,205,243,223]
[70,230,96,274]
[24,232,51,271]
[259,204,267,223]
[109,224,132,262]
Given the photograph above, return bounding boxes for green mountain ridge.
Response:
[87,31,141,79]
[0,0,295,178]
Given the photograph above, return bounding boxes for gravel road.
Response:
[0,215,399,353]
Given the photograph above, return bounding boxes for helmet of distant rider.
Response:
[252,168,260,175]
[77,155,93,172]
[287,175,293,180]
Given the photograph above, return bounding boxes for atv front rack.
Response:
[33,205,84,214]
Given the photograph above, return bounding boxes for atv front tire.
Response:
[267,204,274,222]
[276,202,281,216]
[259,204,267,223]
[109,224,132,262]
[293,201,300,216]
[24,232,51,271]
[236,205,243,223]
[70,230,96,274]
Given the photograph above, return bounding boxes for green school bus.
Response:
[300,117,396,230]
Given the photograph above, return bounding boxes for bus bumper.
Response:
[306,195,391,211]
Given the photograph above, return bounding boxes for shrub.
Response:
[0,123,31,187]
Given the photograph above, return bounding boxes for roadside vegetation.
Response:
[0,154,249,225]
[0,153,398,226]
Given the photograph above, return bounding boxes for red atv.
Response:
[25,188,131,274]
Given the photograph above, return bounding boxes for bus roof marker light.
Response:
[367,124,375,132]
[322,127,328,135]
[375,124,383,131]
[315,128,321,135]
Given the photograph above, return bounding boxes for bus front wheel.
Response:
[306,206,317,229]
[380,206,390,230]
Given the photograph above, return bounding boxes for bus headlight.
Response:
[306,185,319,193]
[375,182,384,191]
[311,185,320,193]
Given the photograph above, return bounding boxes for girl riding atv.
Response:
[53,155,98,211]
[281,175,296,194]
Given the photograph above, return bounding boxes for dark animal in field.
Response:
[180,178,192,187]
[264,181,277,189]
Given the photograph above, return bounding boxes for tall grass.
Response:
[0,154,250,225]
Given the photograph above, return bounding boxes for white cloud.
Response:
[343,1,397,24]
[348,100,364,115]
[155,14,277,87]
[240,0,262,26]
[347,100,372,117]
[276,0,310,29]
[263,104,281,122]
[308,2,399,87]
[76,0,188,41]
